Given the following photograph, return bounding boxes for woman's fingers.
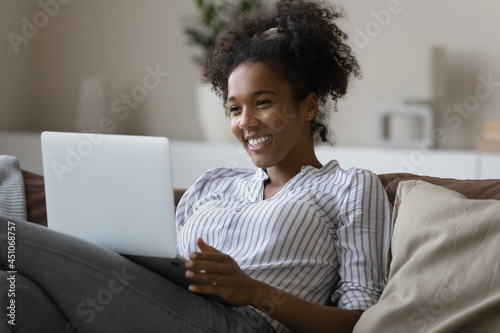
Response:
[196,237,219,253]
[185,238,260,305]
[186,269,224,286]
[188,251,228,263]
[185,256,235,284]
[186,258,223,274]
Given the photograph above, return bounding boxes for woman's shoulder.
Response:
[191,167,257,189]
[200,166,256,180]
[321,160,378,180]
[179,167,257,205]
[315,160,382,192]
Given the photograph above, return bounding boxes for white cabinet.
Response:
[479,153,500,179]
[170,144,487,188]
[1,132,499,188]
[315,146,478,179]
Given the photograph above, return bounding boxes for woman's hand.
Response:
[185,238,362,333]
[185,237,262,306]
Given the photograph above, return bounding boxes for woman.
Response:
[0,1,391,332]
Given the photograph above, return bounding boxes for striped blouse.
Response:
[176,160,392,332]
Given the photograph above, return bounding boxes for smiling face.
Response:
[227,61,318,172]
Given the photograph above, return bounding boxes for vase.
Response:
[75,76,110,133]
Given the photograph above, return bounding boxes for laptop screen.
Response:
[41,132,178,258]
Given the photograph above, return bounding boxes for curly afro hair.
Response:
[201,0,361,144]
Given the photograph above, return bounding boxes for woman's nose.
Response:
[238,108,258,129]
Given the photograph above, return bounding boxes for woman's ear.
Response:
[302,92,319,121]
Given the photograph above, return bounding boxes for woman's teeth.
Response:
[248,135,272,147]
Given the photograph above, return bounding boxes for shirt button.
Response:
[234,207,241,213]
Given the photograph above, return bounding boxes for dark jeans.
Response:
[0,216,273,333]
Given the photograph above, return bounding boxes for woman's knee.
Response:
[0,270,77,332]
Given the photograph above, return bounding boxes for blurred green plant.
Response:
[184,0,264,66]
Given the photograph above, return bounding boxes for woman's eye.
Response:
[256,100,271,107]
[229,106,241,113]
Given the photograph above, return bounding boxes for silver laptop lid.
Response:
[41,131,177,258]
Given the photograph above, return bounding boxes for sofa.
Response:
[17,170,500,332]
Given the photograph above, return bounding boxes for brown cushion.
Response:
[19,170,500,227]
[174,188,187,207]
[22,170,47,227]
[377,173,500,206]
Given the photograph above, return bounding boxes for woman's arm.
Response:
[187,238,363,333]
[334,169,392,310]
[251,280,363,333]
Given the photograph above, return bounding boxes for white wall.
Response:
[0,0,38,130]
[1,0,204,139]
[1,0,500,150]
[335,0,500,150]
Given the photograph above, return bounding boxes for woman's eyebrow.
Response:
[227,90,277,103]
[252,90,277,96]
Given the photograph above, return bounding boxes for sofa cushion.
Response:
[22,170,47,227]
[378,173,500,205]
[20,172,500,227]
[354,180,500,333]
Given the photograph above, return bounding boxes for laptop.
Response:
[41,131,229,304]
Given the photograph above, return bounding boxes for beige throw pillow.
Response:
[354,180,500,333]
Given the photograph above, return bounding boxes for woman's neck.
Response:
[263,154,322,199]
